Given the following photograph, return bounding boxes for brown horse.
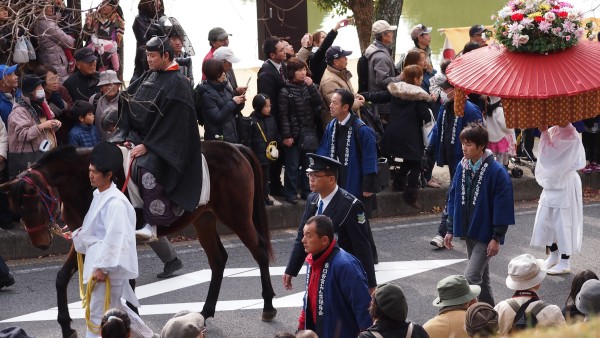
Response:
[3,141,276,338]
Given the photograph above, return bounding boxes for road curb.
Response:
[2,173,598,261]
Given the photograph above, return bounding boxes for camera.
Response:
[175,57,192,68]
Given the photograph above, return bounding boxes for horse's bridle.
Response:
[19,168,62,235]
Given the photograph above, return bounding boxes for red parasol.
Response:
[446,41,600,128]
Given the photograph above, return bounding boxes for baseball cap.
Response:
[372,20,397,35]
[213,46,241,63]
[0,64,17,80]
[208,27,231,41]
[325,46,352,64]
[410,24,432,40]
[469,24,489,37]
[74,48,97,63]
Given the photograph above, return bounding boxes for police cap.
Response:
[305,153,341,173]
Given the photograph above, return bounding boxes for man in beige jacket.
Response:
[423,275,480,338]
[319,46,364,129]
[494,254,565,335]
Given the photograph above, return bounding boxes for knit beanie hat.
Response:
[464,302,499,337]
[374,282,408,322]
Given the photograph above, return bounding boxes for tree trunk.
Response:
[348,0,374,53]
[374,0,404,59]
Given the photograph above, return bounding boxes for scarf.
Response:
[304,239,339,332]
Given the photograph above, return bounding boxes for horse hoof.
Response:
[261,308,277,322]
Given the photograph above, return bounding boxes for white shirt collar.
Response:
[338,113,351,126]
[316,185,339,215]
[268,59,282,71]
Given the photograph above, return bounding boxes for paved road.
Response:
[1,201,599,337]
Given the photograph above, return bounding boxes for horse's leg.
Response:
[194,211,228,319]
[227,221,277,321]
[56,246,78,338]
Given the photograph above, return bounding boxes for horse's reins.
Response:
[19,168,62,235]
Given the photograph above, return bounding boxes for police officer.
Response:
[283,153,377,292]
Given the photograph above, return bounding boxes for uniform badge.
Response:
[357,212,366,224]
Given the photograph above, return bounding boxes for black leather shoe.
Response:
[0,274,15,290]
[285,196,298,204]
[157,258,183,278]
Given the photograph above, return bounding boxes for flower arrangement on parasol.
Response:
[493,0,592,53]
[446,0,600,129]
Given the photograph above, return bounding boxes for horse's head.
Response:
[5,169,61,250]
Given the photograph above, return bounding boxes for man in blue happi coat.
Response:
[444,123,515,306]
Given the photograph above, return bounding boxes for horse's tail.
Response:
[236,144,274,261]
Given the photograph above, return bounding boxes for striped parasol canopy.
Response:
[446,41,600,128]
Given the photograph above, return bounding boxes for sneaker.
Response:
[430,235,445,249]
[0,273,15,290]
[285,196,298,204]
[547,259,571,275]
[157,258,183,278]
[135,223,158,242]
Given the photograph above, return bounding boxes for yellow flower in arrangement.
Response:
[539,3,550,11]
[528,12,543,19]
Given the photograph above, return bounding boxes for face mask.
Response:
[34,89,45,100]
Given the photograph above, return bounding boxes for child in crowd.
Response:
[563,269,598,323]
[581,116,600,173]
[444,123,515,306]
[249,94,278,205]
[84,0,124,72]
[530,124,586,275]
[484,96,515,169]
[68,100,100,148]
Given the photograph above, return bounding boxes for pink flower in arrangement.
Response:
[538,20,553,32]
[544,12,556,21]
[565,35,571,41]
[562,20,575,33]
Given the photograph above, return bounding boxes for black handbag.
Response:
[299,127,319,151]
[8,143,43,178]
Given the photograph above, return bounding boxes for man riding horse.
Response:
[110,36,203,240]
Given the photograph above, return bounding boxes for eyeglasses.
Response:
[306,173,331,179]
[46,76,59,83]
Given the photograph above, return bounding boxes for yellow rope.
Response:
[77,252,111,335]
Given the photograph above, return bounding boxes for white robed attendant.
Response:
[71,141,154,338]
[530,124,585,274]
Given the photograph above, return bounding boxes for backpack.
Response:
[508,298,549,333]
[193,82,207,126]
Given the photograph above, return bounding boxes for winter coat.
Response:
[278,81,323,140]
[200,80,244,143]
[381,82,433,160]
[319,65,362,116]
[8,97,56,153]
[0,118,7,171]
[307,29,338,85]
[34,16,75,83]
[63,71,100,102]
[68,123,101,148]
[257,60,287,126]
[248,111,278,165]
[423,308,469,338]
[364,40,397,116]
[359,321,430,338]
[0,89,21,125]
[495,297,566,335]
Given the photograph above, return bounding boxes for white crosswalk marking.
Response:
[1,259,465,322]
